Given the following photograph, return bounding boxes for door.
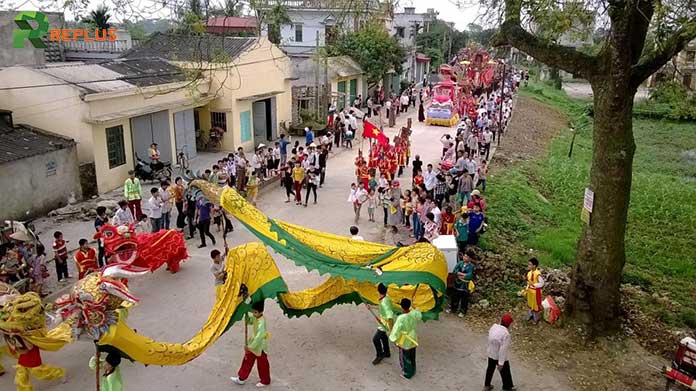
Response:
[173,109,198,159]
[337,80,346,110]
[252,100,267,145]
[130,110,172,164]
[349,79,357,106]
[264,99,273,141]
[269,97,277,140]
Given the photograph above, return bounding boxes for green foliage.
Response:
[466,23,497,46]
[250,1,290,44]
[328,22,404,84]
[123,21,146,40]
[173,12,206,34]
[84,5,111,30]
[634,81,696,121]
[633,81,696,120]
[188,0,203,18]
[221,0,243,16]
[415,19,469,66]
[680,309,696,329]
[486,81,696,326]
[399,79,411,94]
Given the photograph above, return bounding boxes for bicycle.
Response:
[176,145,190,178]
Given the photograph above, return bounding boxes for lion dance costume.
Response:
[0,286,70,391]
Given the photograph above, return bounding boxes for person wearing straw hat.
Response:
[389,298,422,379]
[9,230,34,263]
[484,313,516,391]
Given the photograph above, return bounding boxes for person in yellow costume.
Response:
[231,300,271,387]
[1,292,69,391]
[524,258,545,324]
[389,298,422,379]
[372,283,394,365]
[0,341,6,376]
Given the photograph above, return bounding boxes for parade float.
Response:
[0,179,447,390]
[425,46,499,126]
[426,65,461,127]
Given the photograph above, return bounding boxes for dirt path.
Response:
[493,95,568,167]
[479,93,669,391]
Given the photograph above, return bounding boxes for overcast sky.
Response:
[4,0,483,31]
[408,0,483,30]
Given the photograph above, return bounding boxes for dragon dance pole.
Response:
[95,347,101,391]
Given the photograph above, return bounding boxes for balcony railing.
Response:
[62,40,132,53]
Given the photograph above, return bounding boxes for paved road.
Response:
[1,112,571,391]
[563,81,649,101]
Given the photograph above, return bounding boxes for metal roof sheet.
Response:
[120,33,257,63]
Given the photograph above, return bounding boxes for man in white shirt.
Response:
[455,151,467,174]
[235,147,248,191]
[400,94,410,113]
[160,181,173,229]
[348,112,358,133]
[307,144,320,170]
[423,164,437,193]
[251,148,263,177]
[147,187,163,233]
[484,314,515,391]
[464,154,477,180]
[113,200,135,226]
[482,128,493,160]
[440,134,453,157]
[431,204,442,228]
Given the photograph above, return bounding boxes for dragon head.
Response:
[54,265,146,340]
[0,290,45,335]
[95,224,141,268]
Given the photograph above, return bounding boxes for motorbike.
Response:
[134,154,172,182]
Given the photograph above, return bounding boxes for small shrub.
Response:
[679,309,696,329]
[622,271,653,290]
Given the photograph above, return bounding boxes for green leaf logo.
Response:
[14,11,49,49]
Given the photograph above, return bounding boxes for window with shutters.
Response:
[295,24,303,42]
[106,125,126,169]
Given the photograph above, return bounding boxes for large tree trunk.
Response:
[566,72,637,334]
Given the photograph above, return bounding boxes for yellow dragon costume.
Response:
[1,181,447,376]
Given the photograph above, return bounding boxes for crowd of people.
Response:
[0,67,544,390]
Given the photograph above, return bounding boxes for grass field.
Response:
[485,82,696,328]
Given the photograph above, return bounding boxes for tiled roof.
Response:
[416,53,431,62]
[120,32,257,62]
[33,58,186,94]
[206,16,258,28]
[0,115,75,164]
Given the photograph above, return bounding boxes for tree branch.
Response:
[492,0,600,80]
[493,20,601,80]
[631,22,696,86]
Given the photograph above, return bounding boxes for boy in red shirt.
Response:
[74,239,98,279]
[51,231,71,281]
[440,206,456,235]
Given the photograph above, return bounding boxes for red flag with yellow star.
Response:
[362,120,389,146]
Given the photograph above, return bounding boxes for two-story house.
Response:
[258,0,386,57]
[390,7,435,85]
